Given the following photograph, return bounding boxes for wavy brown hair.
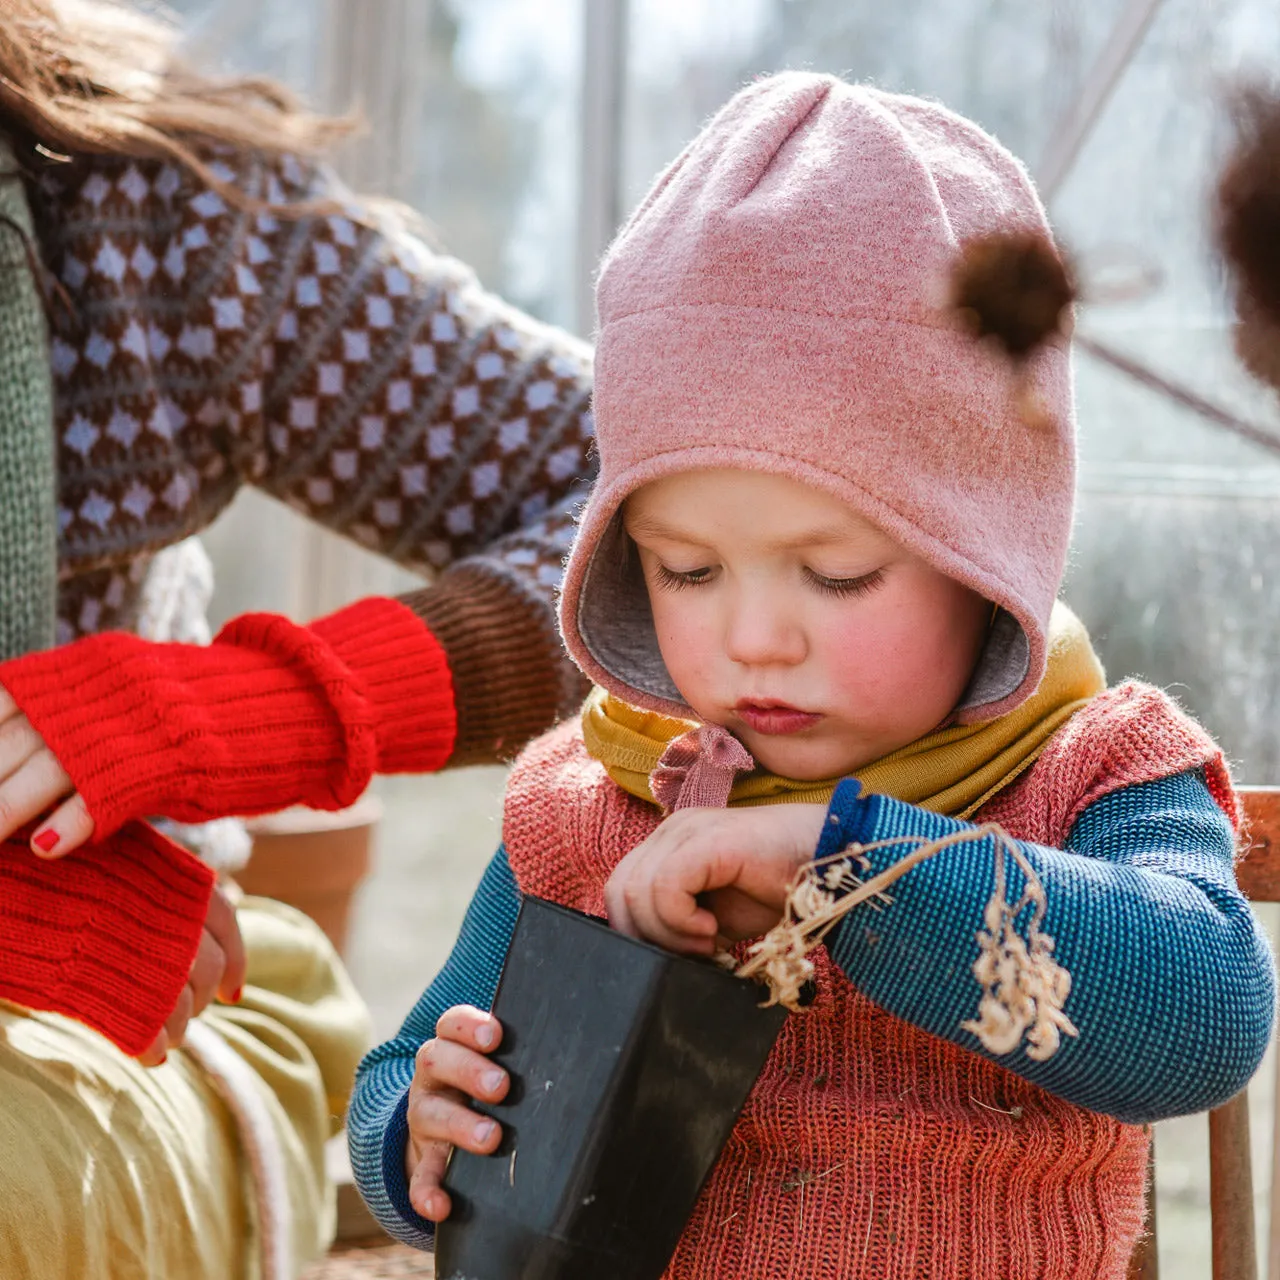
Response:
[0,0,355,202]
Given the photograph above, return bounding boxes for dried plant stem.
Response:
[736,823,1077,1063]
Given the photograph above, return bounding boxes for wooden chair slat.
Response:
[1127,1129,1160,1280]
[1234,788,1280,901]
[1209,1089,1258,1280]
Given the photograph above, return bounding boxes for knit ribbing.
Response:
[0,596,455,840]
[405,564,588,765]
[0,144,57,662]
[0,821,214,1055]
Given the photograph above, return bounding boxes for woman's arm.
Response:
[0,151,594,845]
[821,771,1276,1123]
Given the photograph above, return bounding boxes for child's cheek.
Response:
[817,614,900,712]
[650,597,723,707]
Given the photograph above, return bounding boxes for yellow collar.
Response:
[581,601,1105,818]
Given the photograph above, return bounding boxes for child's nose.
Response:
[722,599,807,667]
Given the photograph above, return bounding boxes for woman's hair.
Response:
[0,0,354,199]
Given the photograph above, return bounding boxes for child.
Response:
[348,73,1276,1278]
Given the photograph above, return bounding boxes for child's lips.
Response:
[735,702,823,736]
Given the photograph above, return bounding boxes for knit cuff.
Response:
[0,596,456,839]
[0,821,214,1056]
[381,1087,438,1249]
[309,595,456,776]
[402,566,588,766]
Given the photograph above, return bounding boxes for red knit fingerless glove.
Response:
[0,597,457,841]
[0,822,214,1056]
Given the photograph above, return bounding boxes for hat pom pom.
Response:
[949,231,1076,362]
[1215,86,1280,393]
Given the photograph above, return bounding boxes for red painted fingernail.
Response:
[33,828,59,853]
[231,988,243,1004]
[158,1053,167,1065]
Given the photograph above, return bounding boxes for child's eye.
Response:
[654,563,716,591]
[805,567,885,599]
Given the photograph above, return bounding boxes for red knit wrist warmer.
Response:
[0,597,456,839]
[0,822,214,1056]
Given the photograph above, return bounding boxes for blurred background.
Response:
[168,1,1280,1272]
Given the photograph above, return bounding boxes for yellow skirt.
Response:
[0,897,372,1280]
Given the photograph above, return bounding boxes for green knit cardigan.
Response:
[0,137,57,661]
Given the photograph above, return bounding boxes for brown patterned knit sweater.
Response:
[30,145,595,765]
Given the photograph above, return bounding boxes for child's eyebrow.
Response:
[623,513,702,542]
[625,513,868,552]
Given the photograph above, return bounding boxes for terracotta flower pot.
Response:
[437,896,787,1280]
[238,796,383,958]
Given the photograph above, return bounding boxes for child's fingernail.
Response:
[475,1022,495,1049]
[473,1118,496,1144]
[482,1068,504,1094]
[33,828,59,854]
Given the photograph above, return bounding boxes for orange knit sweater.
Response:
[502,683,1233,1278]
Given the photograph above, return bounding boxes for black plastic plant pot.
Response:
[435,895,787,1280]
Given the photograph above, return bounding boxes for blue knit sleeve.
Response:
[822,771,1276,1124]
[346,846,520,1248]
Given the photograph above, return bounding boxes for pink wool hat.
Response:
[561,72,1076,723]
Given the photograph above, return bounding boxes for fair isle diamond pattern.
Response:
[33,151,595,642]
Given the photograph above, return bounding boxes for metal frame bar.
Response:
[1075,334,1280,458]
[575,0,630,336]
[292,0,435,619]
[1037,0,1168,202]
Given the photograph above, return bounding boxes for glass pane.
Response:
[624,0,1280,780]
[171,0,583,623]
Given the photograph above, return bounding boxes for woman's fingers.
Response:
[185,929,226,1022]
[204,887,247,1004]
[161,984,195,1051]
[0,748,75,847]
[0,705,96,856]
[0,710,43,782]
[137,1027,170,1068]
[29,792,95,859]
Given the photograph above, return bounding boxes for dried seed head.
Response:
[950,231,1076,361]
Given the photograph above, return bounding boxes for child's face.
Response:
[623,469,993,780]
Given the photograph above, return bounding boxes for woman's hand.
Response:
[405,1005,508,1222]
[138,884,247,1067]
[0,689,93,856]
[604,804,829,954]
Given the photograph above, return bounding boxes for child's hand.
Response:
[605,804,829,954]
[404,1005,508,1222]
